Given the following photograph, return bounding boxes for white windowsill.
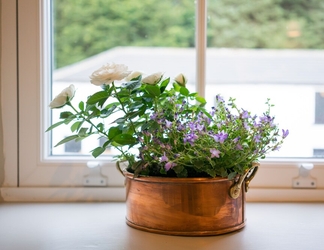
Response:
[0,202,323,250]
[1,187,324,202]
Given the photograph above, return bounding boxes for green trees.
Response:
[207,0,324,49]
[53,0,324,69]
[53,0,195,68]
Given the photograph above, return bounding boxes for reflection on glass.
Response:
[206,0,324,158]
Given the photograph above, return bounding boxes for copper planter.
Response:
[123,166,258,236]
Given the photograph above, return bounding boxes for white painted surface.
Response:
[0,202,323,250]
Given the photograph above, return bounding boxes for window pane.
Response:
[51,0,195,156]
[206,0,324,158]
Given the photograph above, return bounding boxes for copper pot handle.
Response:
[229,162,259,199]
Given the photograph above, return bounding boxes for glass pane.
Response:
[206,0,324,158]
[50,0,195,156]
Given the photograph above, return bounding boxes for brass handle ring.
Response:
[229,162,260,199]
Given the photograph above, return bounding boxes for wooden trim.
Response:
[0,0,18,187]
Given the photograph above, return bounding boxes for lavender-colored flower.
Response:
[196,124,205,132]
[160,152,168,163]
[165,162,177,171]
[165,120,172,128]
[282,129,289,138]
[241,109,250,119]
[244,122,250,130]
[150,113,158,120]
[213,131,228,143]
[177,124,185,131]
[216,95,224,103]
[210,148,221,158]
[210,107,216,116]
[254,134,261,143]
[236,144,243,150]
[184,133,198,145]
[233,136,240,143]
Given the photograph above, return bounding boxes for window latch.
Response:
[292,163,317,189]
[83,161,108,186]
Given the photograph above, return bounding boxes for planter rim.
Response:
[123,170,231,184]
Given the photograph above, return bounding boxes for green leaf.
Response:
[100,104,117,118]
[104,102,120,110]
[108,126,122,140]
[113,117,126,124]
[91,147,105,158]
[122,79,142,90]
[78,127,88,136]
[145,85,161,97]
[180,87,189,96]
[113,134,136,145]
[60,111,74,119]
[86,91,109,105]
[173,82,181,92]
[54,135,79,147]
[196,96,207,104]
[160,78,170,93]
[79,101,84,111]
[45,120,66,132]
[228,172,237,180]
[71,121,83,132]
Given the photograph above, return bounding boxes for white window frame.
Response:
[1,0,324,202]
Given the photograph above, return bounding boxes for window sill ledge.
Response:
[0,202,323,250]
[1,187,324,202]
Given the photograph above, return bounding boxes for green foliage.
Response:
[47,65,288,178]
[53,0,324,68]
[53,0,195,68]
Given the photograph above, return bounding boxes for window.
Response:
[1,0,324,202]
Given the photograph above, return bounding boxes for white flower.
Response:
[90,63,131,86]
[49,84,75,109]
[125,71,143,81]
[174,73,187,87]
[142,72,163,85]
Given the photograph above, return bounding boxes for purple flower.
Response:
[165,162,177,171]
[160,152,168,163]
[196,124,204,132]
[233,136,240,143]
[150,113,158,120]
[210,148,221,158]
[165,120,172,128]
[236,144,243,150]
[282,129,289,138]
[216,95,224,103]
[244,122,250,130]
[241,109,250,119]
[210,107,216,116]
[184,132,198,145]
[212,131,228,143]
[254,134,261,143]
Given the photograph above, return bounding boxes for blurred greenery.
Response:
[53,0,324,69]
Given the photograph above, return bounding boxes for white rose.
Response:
[49,84,75,109]
[174,73,187,87]
[142,72,163,85]
[125,71,143,81]
[90,63,131,86]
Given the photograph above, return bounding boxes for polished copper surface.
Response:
[124,172,246,236]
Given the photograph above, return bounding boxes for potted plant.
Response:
[47,63,288,236]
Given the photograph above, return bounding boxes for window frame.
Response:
[1,0,324,202]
